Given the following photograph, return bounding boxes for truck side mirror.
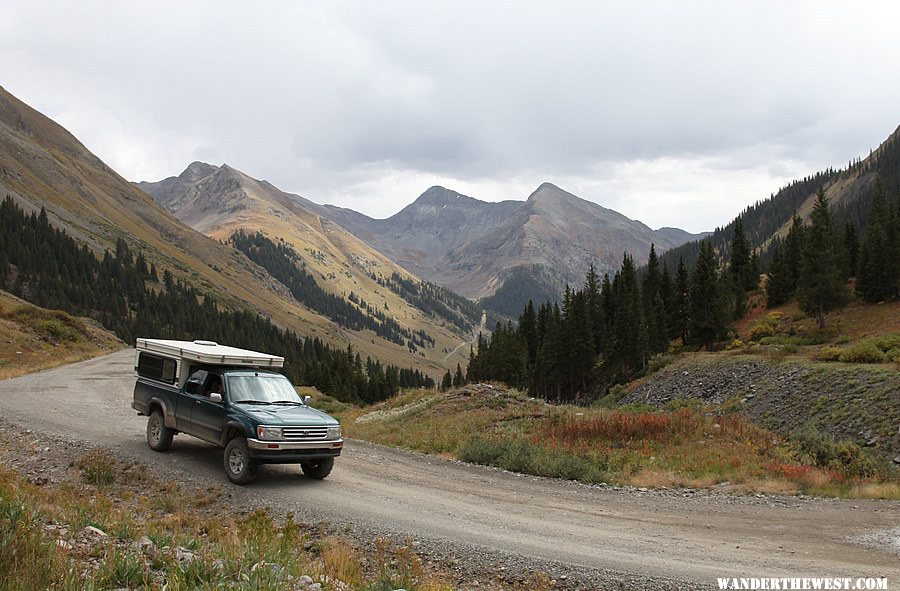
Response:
[303,395,312,405]
[210,393,223,403]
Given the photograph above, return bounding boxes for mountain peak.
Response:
[413,186,466,206]
[526,182,581,206]
[179,161,218,182]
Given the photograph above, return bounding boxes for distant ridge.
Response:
[320,181,706,312]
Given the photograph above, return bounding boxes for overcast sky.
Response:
[3,2,899,232]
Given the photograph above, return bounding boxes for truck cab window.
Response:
[204,375,223,397]
[185,369,208,395]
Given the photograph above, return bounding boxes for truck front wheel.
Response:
[147,410,174,452]
[224,438,259,484]
[301,457,334,480]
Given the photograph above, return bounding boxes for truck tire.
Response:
[147,410,174,452]
[224,438,259,484]
[301,457,334,480]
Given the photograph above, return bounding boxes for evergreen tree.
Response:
[748,250,760,291]
[533,304,563,399]
[729,219,751,319]
[765,240,792,308]
[844,222,860,278]
[797,189,850,329]
[670,256,690,343]
[584,264,605,354]
[453,363,465,387]
[519,300,538,368]
[688,240,729,349]
[857,180,898,302]
[441,370,452,391]
[641,245,667,354]
[613,254,645,372]
[785,213,805,291]
[657,263,674,350]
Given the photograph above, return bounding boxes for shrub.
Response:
[458,437,606,483]
[817,347,843,362]
[749,322,775,341]
[592,383,628,408]
[76,449,117,486]
[96,548,145,588]
[838,343,885,364]
[765,311,784,324]
[647,354,674,374]
[833,441,879,479]
[165,559,223,590]
[725,338,744,350]
[791,428,880,478]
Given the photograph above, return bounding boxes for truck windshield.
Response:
[227,374,303,405]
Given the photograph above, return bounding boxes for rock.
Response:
[56,539,73,552]
[294,575,314,588]
[307,584,322,591]
[892,455,900,465]
[865,436,879,447]
[212,559,226,571]
[251,561,282,575]
[175,547,196,563]
[135,536,155,555]
[83,525,108,538]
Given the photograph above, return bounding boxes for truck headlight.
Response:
[327,426,341,440]
[257,426,283,440]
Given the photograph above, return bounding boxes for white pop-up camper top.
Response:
[134,339,285,388]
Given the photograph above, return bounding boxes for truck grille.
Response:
[282,426,328,441]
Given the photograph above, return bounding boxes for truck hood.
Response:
[234,405,338,426]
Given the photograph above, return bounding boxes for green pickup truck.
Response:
[131,339,342,484]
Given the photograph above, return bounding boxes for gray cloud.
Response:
[2,1,899,233]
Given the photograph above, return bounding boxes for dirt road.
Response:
[0,350,897,589]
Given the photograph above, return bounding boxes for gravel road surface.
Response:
[0,350,897,590]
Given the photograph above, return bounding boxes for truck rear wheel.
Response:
[147,410,174,451]
[224,438,259,484]
[301,457,334,480]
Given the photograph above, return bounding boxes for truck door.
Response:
[177,369,209,432]
[188,372,226,444]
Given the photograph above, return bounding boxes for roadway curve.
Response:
[0,351,897,589]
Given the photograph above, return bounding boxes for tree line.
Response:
[767,181,900,318]
[0,197,434,403]
[372,271,481,333]
[466,183,899,401]
[230,229,427,347]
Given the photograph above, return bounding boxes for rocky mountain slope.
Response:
[622,353,900,466]
[0,86,464,375]
[137,162,481,369]
[323,183,705,310]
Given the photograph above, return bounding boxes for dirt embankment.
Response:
[623,354,900,464]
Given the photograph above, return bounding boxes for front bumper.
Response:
[246,438,343,463]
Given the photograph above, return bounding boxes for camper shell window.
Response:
[137,352,177,384]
